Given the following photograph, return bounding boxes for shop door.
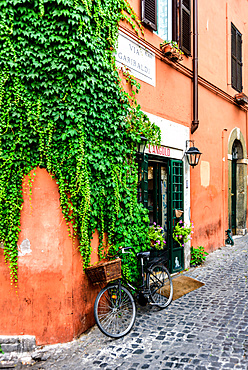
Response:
[138,156,184,273]
[167,160,184,273]
[147,162,168,239]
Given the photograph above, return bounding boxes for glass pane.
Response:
[156,0,172,41]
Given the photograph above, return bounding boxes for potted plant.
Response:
[148,223,166,250]
[160,40,184,62]
[172,220,193,247]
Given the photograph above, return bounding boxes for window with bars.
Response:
[231,23,242,92]
[141,0,191,56]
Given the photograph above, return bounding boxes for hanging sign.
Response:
[115,31,156,87]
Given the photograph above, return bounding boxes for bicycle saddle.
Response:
[136,251,150,259]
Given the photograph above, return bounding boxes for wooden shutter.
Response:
[231,23,242,92]
[180,0,191,55]
[141,0,157,31]
[236,32,242,92]
[172,0,178,42]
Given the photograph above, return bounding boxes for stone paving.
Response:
[3,235,248,369]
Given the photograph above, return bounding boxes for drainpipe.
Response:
[191,0,199,134]
[246,110,248,159]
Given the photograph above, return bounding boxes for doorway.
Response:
[228,129,247,236]
[231,145,237,234]
[147,162,168,239]
[138,155,184,273]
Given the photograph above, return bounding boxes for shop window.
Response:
[231,23,242,92]
[141,0,191,55]
[146,162,168,239]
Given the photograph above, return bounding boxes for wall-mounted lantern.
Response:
[184,140,202,167]
[136,134,149,160]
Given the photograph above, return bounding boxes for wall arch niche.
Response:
[228,128,247,235]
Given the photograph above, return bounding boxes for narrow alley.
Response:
[14,235,248,369]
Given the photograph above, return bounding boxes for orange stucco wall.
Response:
[120,0,248,253]
[0,168,99,345]
[1,0,248,345]
[188,0,248,252]
[190,86,247,252]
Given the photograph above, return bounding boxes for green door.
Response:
[168,159,184,273]
[231,159,237,234]
[138,156,184,273]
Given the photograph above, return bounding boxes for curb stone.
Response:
[0,336,36,367]
[0,335,36,353]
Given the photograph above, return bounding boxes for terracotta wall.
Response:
[1,0,248,345]
[0,168,99,345]
[190,0,248,251]
[122,0,248,253]
[190,87,243,252]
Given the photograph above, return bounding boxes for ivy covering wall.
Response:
[0,0,160,285]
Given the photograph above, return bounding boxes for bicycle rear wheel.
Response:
[94,283,136,338]
[147,264,173,308]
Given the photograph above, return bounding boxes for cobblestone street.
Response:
[4,235,248,369]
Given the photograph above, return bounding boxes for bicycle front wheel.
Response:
[147,264,173,308]
[94,284,136,338]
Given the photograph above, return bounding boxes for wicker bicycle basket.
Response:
[85,258,122,284]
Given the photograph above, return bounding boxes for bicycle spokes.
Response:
[94,284,136,338]
[147,264,173,308]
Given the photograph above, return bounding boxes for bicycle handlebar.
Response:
[120,247,134,254]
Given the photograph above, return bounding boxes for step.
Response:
[0,335,36,367]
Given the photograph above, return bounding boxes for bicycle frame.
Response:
[116,255,158,298]
[93,250,173,338]
[114,247,170,307]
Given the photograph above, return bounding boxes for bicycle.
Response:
[94,247,173,338]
